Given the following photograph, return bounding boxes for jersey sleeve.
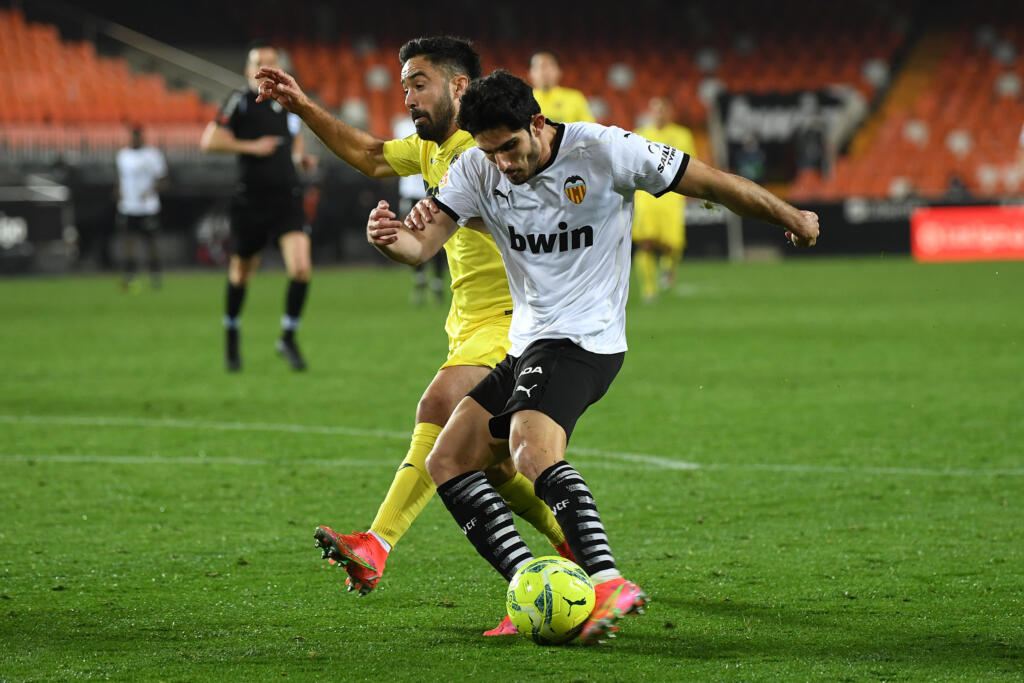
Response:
[382,135,424,177]
[215,90,244,131]
[434,152,482,224]
[607,126,690,198]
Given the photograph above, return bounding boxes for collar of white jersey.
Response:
[534,119,566,177]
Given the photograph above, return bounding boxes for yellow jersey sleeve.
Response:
[382,135,424,177]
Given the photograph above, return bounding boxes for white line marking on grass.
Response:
[0,414,409,440]
[2,414,1022,477]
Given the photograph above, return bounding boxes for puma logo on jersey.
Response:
[493,188,512,207]
[514,384,538,398]
[507,223,593,254]
[521,366,542,376]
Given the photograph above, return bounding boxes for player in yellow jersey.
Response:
[528,51,594,123]
[255,37,569,634]
[632,97,698,302]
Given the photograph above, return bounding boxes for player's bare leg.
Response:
[224,254,259,371]
[276,230,312,370]
[317,366,569,597]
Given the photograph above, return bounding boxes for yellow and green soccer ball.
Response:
[506,556,595,645]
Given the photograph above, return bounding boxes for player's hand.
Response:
[404,198,440,231]
[255,66,310,113]
[367,200,403,246]
[786,210,819,248]
[247,135,281,157]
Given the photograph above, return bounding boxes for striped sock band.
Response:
[437,471,533,582]
[534,461,617,577]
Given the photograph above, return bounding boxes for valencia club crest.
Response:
[563,175,586,204]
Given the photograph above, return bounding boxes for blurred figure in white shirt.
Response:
[115,126,167,290]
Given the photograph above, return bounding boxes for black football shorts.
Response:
[467,338,624,441]
[230,189,308,258]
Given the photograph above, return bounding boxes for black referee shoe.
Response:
[226,329,241,372]
[276,336,307,371]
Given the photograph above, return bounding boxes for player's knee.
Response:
[290,262,312,282]
[424,449,450,486]
[415,390,456,426]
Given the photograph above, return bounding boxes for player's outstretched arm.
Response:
[673,158,819,247]
[366,199,455,266]
[256,66,395,178]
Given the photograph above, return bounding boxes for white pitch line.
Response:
[1,414,1021,477]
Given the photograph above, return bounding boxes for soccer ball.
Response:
[506,556,595,645]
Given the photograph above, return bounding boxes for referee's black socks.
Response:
[224,281,246,329]
[282,279,309,342]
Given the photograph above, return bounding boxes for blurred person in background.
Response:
[632,97,697,302]
[255,37,570,636]
[393,116,447,306]
[115,125,167,291]
[528,51,594,123]
[200,42,317,372]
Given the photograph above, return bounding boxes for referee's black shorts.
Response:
[467,338,624,441]
[230,189,308,258]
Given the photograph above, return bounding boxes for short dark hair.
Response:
[457,70,541,136]
[398,36,481,81]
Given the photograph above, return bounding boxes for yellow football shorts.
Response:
[633,192,685,253]
[441,311,512,370]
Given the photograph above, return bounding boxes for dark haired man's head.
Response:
[458,71,547,185]
[457,70,540,137]
[130,125,144,149]
[397,36,480,143]
[245,43,281,91]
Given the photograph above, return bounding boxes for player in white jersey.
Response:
[115,126,167,289]
[367,71,819,644]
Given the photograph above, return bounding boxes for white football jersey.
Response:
[436,122,689,355]
[116,146,167,216]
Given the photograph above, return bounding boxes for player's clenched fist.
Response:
[366,200,402,246]
[404,197,441,231]
[787,210,820,248]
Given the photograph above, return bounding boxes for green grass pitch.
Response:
[1,258,1022,681]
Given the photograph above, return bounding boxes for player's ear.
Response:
[530,112,546,137]
[451,74,470,100]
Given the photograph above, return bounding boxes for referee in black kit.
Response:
[200,42,317,372]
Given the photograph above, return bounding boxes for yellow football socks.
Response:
[496,472,566,548]
[370,422,441,548]
[634,249,658,301]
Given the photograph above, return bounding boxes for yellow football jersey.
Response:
[382,131,513,334]
[533,86,594,123]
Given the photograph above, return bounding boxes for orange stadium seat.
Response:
[0,9,211,156]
